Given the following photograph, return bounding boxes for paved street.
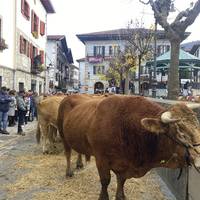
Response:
[0,121,37,157]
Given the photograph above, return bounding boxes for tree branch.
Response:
[139,0,150,5]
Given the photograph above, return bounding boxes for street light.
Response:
[152,18,157,98]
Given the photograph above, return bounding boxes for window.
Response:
[113,46,120,56]
[20,35,29,56]
[21,0,30,20]
[19,82,24,91]
[93,46,105,57]
[93,66,105,75]
[40,21,45,36]
[109,45,120,56]
[109,46,113,55]
[31,10,39,38]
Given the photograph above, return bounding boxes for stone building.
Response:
[0,0,55,93]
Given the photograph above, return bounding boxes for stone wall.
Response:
[0,66,14,89]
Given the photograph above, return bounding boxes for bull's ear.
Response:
[141,118,166,134]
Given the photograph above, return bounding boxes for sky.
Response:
[47,0,200,65]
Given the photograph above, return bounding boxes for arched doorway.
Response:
[94,82,104,94]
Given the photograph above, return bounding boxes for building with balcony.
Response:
[0,0,55,93]
[46,35,74,92]
[76,29,176,94]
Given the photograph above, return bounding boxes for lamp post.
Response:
[152,19,157,98]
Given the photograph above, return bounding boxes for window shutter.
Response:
[31,10,34,33]
[102,46,105,57]
[93,66,96,75]
[93,46,97,57]
[20,35,23,54]
[40,50,44,64]
[21,0,24,14]
[40,21,45,36]
[36,16,39,34]
[27,3,30,20]
[26,42,29,57]
[29,43,33,58]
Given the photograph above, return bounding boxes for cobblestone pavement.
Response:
[0,121,37,156]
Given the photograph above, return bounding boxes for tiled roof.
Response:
[40,0,55,13]
[157,49,200,61]
[77,28,190,44]
[47,35,65,40]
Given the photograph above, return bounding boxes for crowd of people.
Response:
[0,86,38,135]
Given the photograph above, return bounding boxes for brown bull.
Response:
[58,95,200,200]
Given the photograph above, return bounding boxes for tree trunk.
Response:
[125,71,130,95]
[167,41,180,100]
[138,55,142,95]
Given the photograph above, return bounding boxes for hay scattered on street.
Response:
[4,149,174,200]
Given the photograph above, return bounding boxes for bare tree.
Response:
[107,47,137,94]
[126,19,154,94]
[139,0,200,99]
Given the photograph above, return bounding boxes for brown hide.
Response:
[61,95,200,177]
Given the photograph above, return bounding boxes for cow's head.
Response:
[141,103,200,169]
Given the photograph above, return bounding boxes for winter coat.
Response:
[16,96,26,111]
[8,96,17,116]
[0,92,12,112]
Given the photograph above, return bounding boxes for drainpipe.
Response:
[13,0,17,89]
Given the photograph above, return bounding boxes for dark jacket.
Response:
[0,91,12,112]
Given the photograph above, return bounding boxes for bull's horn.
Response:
[187,103,200,110]
[161,111,179,124]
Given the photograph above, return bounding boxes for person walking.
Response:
[0,86,12,134]
[16,90,26,136]
[8,90,17,127]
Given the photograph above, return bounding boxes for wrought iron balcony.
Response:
[31,55,44,74]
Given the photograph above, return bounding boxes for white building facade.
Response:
[76,29,173,94]
[0,0,55,93]
[46,35,74,93]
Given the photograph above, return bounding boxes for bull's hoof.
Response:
[115,195,127,200]
[98,192,109,200]
[76,162,84,169]
[66,171,74,177]
[43,150,49,154]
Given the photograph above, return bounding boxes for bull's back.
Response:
[62,99,100,155]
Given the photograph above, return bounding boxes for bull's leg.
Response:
[115,174,126,200]
[96,158,111,200]
[48,125,57,153]
[40,124,50,154]
[64,143,74,177]
[76,154,84,169]
[36,123,41,144]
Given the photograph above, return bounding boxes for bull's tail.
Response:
[57,100,65,140]
[36,122,41,144]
